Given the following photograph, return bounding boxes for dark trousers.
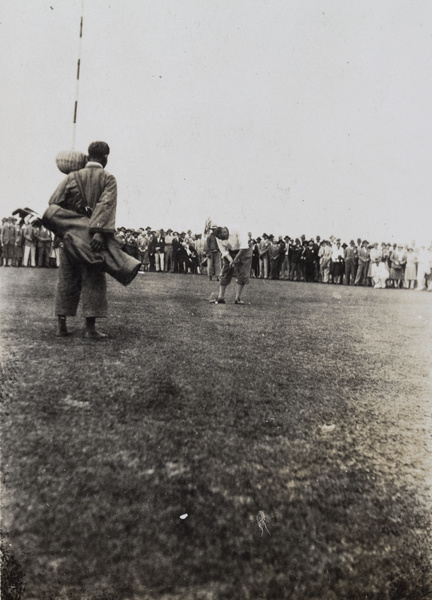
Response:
[55,248,107,318]
[37,243,50,267]
[270,258,279,279]
[164,246,174,272]
[344,259,356,285]
[289,261,300,281]
[305,261,315,282]
[355,261,369,285]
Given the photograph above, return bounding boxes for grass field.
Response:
[1,268,432,600]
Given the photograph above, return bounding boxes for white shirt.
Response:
[332,244,344,261]
[216,228,250,258]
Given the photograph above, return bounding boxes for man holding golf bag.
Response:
[46,141,140,339]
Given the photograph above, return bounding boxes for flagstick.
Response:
[72,0,84,150]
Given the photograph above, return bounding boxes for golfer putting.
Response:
[209,225,253,305]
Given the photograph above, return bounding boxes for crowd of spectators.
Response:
[117,226,432,291]
[0,216,58,268]
[2,215,432,291]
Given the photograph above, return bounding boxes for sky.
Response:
[1,0,432,244]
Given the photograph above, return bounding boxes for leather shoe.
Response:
[56,330,70,337]
[84,330,108,340]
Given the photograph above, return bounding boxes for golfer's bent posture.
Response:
[210,226,253,304]
[49,141,117,339]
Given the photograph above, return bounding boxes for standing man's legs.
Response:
[149,253,155,272]
[197,251,204,274]
[283,256,289,279]
[321,264,330,283]
[164,246,173,272]
[416,266,427,290]
[314,259,320,282]
[263,256,269,279]
[344,259,353,285]
[5,244,13,266]
[211,249,252,304]
[208,252,220,281]
[23,245,31,267]
[81,265,108,320]
[305,261,315,282]
[55,249,108,339]
[55,249,82,335]
[207,253,214,280]
[213,255,234,303]
[354,263,365,285]
[37,245,44,267]
[30,245,36,267]
[270,259,278,280]
[12,245,18,267]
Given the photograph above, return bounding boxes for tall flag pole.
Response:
[72,0,85,150]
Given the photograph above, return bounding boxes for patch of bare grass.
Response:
[1,270,431,599]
